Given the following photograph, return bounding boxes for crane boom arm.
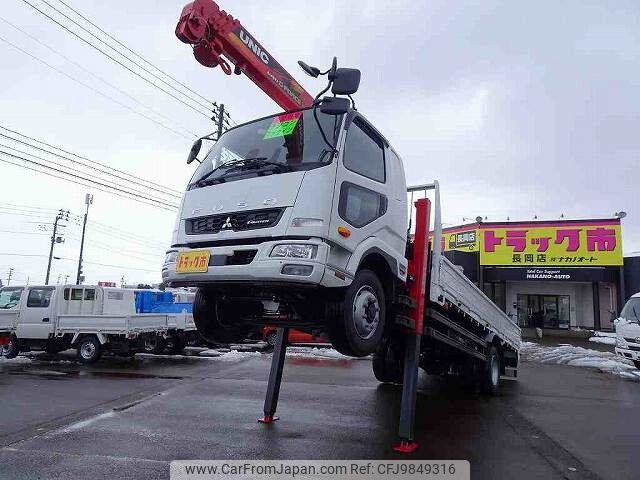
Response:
[175,0,314,111]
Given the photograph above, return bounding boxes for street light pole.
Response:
[6,267,14,286]
[76,194,93,285]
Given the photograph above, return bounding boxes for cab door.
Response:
[328,115,390,259]
[16,287,56,339]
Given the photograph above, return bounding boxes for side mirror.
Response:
[320,96,350,115]
[187,138,202,164]
[331,68,361,95]
[298,60,320,78]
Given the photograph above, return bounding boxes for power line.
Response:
[0,141,181,204]
[0,154,178,212]
[0,125,183,196]
[0,252,159,273]
[0,15,200,140]
[54,0,215,108]
[39,0,214,112]
[0,34,195,140]
[20,0,213,119]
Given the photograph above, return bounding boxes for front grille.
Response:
[208,250,257,267]
[186,208,284,235]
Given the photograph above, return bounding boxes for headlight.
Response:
[164,251,178,263]
[270,244,317,259]
[616,337,628,349]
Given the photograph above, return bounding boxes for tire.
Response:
[265,331,278,347]
[633,360,640,370]
[481,345,501,395]
[77,336,102,364]
[372,338,404,384]
[326,269,386,357]
[193,289,250,344]
[1,337,19,359]
[167,336,186,355]
[144,336,166,355]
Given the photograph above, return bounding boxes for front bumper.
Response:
[615,346,640,362]
[163,239,328,287]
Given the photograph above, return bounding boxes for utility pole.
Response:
[216,103,225,140]
[45,209,69,285]
[7,267,14,286]
[76,194,93,285]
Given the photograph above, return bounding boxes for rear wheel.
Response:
[1,337,19,359]
[326,269,386,357]
[77,336,102,364]
[193,289,250,344]
[633,360,640,370]
[481,345,501,395]
[144,336,166,355]
[265,331,278,347]
[372,338,404,384]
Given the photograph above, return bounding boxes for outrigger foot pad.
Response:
[258,415,280,424]
[392,440,419,454]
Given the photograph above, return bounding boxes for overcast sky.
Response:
[0,0,638,286]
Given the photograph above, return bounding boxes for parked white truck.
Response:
[162,63,520,394]
[0,285,195,363]
[614,292,640,369]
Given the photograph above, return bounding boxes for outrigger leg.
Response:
[393,333,421,453]
[258,327,289,424]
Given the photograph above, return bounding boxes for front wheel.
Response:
[193,289,250,344]
[326,269,386,357]
[633,360,640,370]
[77,336,102,364]
[1,337,19,359]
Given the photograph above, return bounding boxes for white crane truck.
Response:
[0,285,194,363]
[162,60,521,449]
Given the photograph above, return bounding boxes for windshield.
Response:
[620,298,640,323]
[189,108,342,189]
[0,287,23,309]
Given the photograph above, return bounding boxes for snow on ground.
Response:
[285,346,359,360]
[0,356,32,365]
[521,341,640,381]
[588,336,617,345]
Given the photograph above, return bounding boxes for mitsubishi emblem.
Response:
[222,217,233,229]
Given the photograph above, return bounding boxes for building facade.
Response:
[440,218,625,331]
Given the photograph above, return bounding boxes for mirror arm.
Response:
[314,80,333,102]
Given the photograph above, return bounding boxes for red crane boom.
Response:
[175,0,314,111]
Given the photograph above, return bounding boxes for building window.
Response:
[516,294,570,329]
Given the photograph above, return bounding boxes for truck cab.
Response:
[615,292,640,369]
[163,100,408,356]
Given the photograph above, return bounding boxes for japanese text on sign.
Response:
[479,221,622,266]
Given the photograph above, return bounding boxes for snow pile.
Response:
[588,336,617,346]
[198,349,262,362]
[285,346,366,360]
[521,341,640,381]
[588,330,617,346]
[0,355,32,365]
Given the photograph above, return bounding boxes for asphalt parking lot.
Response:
[0,347,637,480]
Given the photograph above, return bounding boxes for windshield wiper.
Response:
[193,157,268,187]
[194,157,292,188]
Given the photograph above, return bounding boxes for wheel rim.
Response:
[81,342,96,359]
[490,354,499,385]
[352,285,380,340]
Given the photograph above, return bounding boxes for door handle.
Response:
[42,318,50,323]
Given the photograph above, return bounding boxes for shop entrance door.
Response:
[517,294,570,329]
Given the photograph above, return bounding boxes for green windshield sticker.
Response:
[263,113,301,139]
